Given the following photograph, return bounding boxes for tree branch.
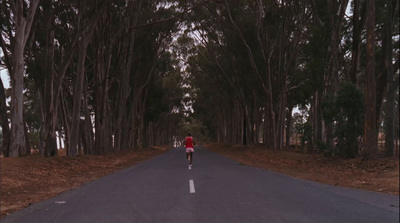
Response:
[130,0,213,30]
[23,0,40,46]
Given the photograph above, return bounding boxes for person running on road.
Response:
[184,133,195,166]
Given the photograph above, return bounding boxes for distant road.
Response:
[3,147,399,223]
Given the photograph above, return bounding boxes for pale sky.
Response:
[1,69,10,89]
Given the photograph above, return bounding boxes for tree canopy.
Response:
[0,0,399,158]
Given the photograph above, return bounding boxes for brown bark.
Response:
[350,0,366,84]
[286,106,293,148]
[363,0,377,159]
[384,0,397,157]
[23,114,31,155]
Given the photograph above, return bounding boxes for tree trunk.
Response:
[10,16,26,157]
[9,0,39,157]
[69,39,89,156]
[312,90,322,147]
[23,114,31,155]
[364,0,377,159]
[59,89,70,153]
[84,79,94,154]
[286,105,293,148]
[350,0,366,84]
[384,0,396,157]
[69,4,101,156]
[0,79,10,156]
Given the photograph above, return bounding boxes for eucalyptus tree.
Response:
[350,0,366,84]
[0,2,10,156]
[89,0,128,155]
[363,0,377,159]
[204,0,312,148]
[29,0,89,156]
[0,79,10,156]
[383,0,398,157]
[68,0,107,156]
[0,0,40,157]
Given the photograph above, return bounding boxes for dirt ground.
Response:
[1,143,399,217]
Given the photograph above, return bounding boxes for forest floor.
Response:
[1,143,399,217]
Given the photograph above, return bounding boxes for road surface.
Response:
[2,147,399,223]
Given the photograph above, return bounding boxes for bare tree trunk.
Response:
[23,114,31,155]
[69,3,101,156]
[115,34,134,151]
[9,0,40,157]
[115,1,142,151]
[83,79,94,155]
[384,0,396,157]
[69,40,88,156]
[59,89,70,154]
[350,0,366,84]
[364,0,377,159]
[0,79,10,156]
[286,106,293,148]
[10,7,26,157]
[312,90,322,146]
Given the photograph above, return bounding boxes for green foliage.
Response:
[335,82,364,158]
[322,93,337,125]
[322,82,364,158]
[295,121,312,152]
[315,140,336,157]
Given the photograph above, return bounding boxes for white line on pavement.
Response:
[189,180,195,193]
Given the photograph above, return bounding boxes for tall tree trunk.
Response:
[69,39,89,156]
[286,105,293,148]
[23,114,31,155]
[10,0,40,157]
[115,0,142,151]
[312,90,323,147]
[69,2,101,156]
[384,0,396,157]
[10,6,26,157]
[59,88,70,153]
[115,33,134,151]
[350,0,366,84]
[364,0,377,159]
[0,79,10,156]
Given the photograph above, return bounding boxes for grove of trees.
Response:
[181,0,399,158]
[0,0,399,159]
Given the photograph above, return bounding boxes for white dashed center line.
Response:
[189,180,195,193]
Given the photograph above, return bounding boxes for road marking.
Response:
[189,180,195,193]
[54,201,66,204]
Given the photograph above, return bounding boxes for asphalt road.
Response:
[2,147,399,223]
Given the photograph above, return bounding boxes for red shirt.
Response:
[185,137,194,148]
